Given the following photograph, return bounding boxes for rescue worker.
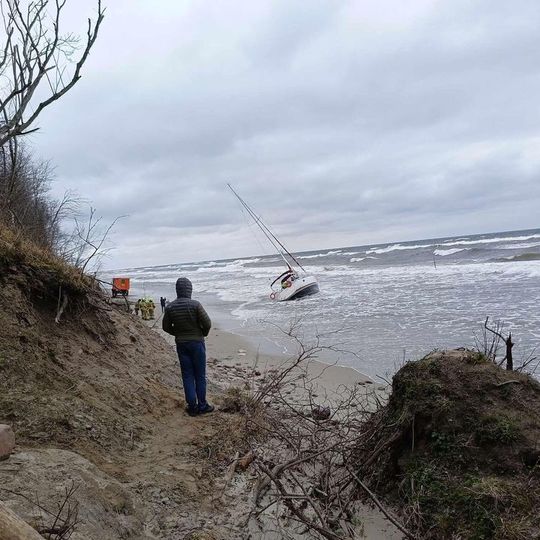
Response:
[134,298,141,317]
[162,277,214,416]
[148,298,156,319]
[160,296,166,313]
[140,298,149,320]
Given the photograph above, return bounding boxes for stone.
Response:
[0,424,15,460]
[238,451,255,470]
[311,405,331,421]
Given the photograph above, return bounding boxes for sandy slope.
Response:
[0,273,402,539]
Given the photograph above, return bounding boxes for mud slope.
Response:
[0,255,232,539]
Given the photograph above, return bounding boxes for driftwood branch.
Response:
[348,467,416,539]
[219,451,240,501]
[0,500,44,540]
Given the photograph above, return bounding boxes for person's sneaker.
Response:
[199,404,215,415]
[185,407,199,417]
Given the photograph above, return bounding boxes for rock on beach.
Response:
[0,424,15,460]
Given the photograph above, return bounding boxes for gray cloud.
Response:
[30,0,540,267]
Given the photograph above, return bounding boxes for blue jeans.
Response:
[176,340,207,412]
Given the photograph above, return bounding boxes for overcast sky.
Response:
[32,0,540,268]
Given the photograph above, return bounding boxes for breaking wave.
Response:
[299,250,343,259]
[350,256,377,262]
[366,243,433,254]
[442,234,540,247]
[434,248,467,257]
[493,253,540,262]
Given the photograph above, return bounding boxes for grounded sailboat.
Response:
[228,184,320,301]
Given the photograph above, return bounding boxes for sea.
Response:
[108,228,540,380]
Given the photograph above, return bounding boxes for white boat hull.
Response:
[271,275,319,302]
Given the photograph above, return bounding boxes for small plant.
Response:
[475,415,519,445]
[430,431,455,455]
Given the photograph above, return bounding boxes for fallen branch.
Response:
[220,451,240,501]
[0,500,44,540]
[55,288,68,324]
[495,380,521,387]
[348,467,416,539]
[363,430,401,468]
[258,462,342,540]
[253,443,340,505]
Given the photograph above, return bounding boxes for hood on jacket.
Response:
[176,277,193,299]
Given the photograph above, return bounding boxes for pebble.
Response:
[0,424,15,460]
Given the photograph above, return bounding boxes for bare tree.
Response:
[0,0,105,146]
[484,316,514,371]
[0,138,60,246]
[474,317,504,363]
[64,205,124,272]
[515,345,539,375]
[47,188,83,250]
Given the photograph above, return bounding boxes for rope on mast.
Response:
[228,183,289,267]
[228,183,306,272]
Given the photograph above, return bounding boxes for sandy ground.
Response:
[1,288,402,539]
[144,312,402,540]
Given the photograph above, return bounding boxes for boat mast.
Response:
[228,183,306,272]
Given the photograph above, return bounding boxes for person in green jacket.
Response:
[162,277,213,416]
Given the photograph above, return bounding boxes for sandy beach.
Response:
[151,310,386,406]
[149,315,403,539]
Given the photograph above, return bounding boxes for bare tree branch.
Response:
[0,0,105,146]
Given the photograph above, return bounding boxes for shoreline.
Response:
[122,294,386,403]
[145,307,384,403]
[148,322,400,538]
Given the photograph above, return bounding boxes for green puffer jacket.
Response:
[162,278,212,343]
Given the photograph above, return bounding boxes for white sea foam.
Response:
[300,250,342,259]
[365,234,540,255]
[434,248,467,256]
[350,256,377,262]
[497,242,540,250]
[442,234,540,247]
[110,230,540,381]
[366,243,433,254]
[231,257,261,265]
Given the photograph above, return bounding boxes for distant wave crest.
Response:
[366,243,433,254]
[350,256,377,262]
[494,253,540,262]
[434,248,467,257]
[300,250,342,259]
[443,234,540,247]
